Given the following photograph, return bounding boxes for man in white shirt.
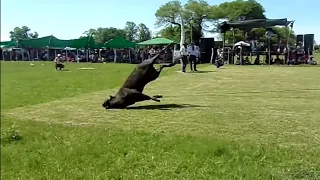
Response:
[187,42,198,71]
[54,54,65,70]
[180,43,188,73]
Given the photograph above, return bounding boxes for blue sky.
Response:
[1,0,319,43]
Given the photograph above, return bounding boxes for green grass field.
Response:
[1,60,320,179]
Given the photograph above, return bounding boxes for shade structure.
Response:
[219,18,293,33]
[137,37,175,45]
[1,35,99,49]
[103,37,136,49]
[0,40,18,49]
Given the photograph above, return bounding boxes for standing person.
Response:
[215,47,224,68]
[180,43,188,73]
[187,42,198,71]
[54,54,65,70]
[148,46,156,58]
[195,44,201,63]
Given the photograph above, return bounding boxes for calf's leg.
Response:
[152,95,163,99]
[124,88,161,103]
[157,62,177,74]
[136,92,161,102]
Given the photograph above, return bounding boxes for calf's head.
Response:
[102,95,116,109]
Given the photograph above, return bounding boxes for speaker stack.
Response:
[296,34,304,45]
[199,37,215,63]
[296,34,314,55]
[304,34,314,54]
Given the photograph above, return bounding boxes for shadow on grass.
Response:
[194,70,217,73]
[56,69,71,72]
[126,103,205,110]
[181,70,217,74]
[221,88,320,95]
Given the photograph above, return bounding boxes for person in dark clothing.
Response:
[187,42,198,71]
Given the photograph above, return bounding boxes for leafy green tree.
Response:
[158,26,191,43]
[124,21,138,41]
[216,0,266,21]
[137,23,152,42]
[155,0,215,43]
[82,27,126,45]
[9,26,39,41]
[184,0,216,42]
[155,0,183,27]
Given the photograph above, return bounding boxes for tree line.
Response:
[7,0,319,48]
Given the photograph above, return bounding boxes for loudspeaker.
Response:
[304,34,314,53]
[296,34,304,45]
[199,37,215,63]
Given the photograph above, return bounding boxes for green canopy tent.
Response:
[18,35,60,49]
[0,40,18,49]
[103,37,136,63]
[137,37,175,46]
[104,37,136,48]
[1,41,18,60]
[58,36,98,62]
[1,35,102,61]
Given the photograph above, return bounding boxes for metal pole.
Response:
[172,44,176,63]
[47,48,50,61]
[113,49,117,63]
[227,49,230,65]
[240,47,242,65]
[128,49,131,63]
[268,38,271,65]
[232,29,235,45]
[87,49,89,62]
[308,48,310,62]
[36,49,39,60]
[287,23,294,63]
[223,33,226,64]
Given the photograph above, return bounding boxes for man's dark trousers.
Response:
[189,55,197,71]
[181,55,188,72]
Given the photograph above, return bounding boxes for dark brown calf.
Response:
[102,44,176,109]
